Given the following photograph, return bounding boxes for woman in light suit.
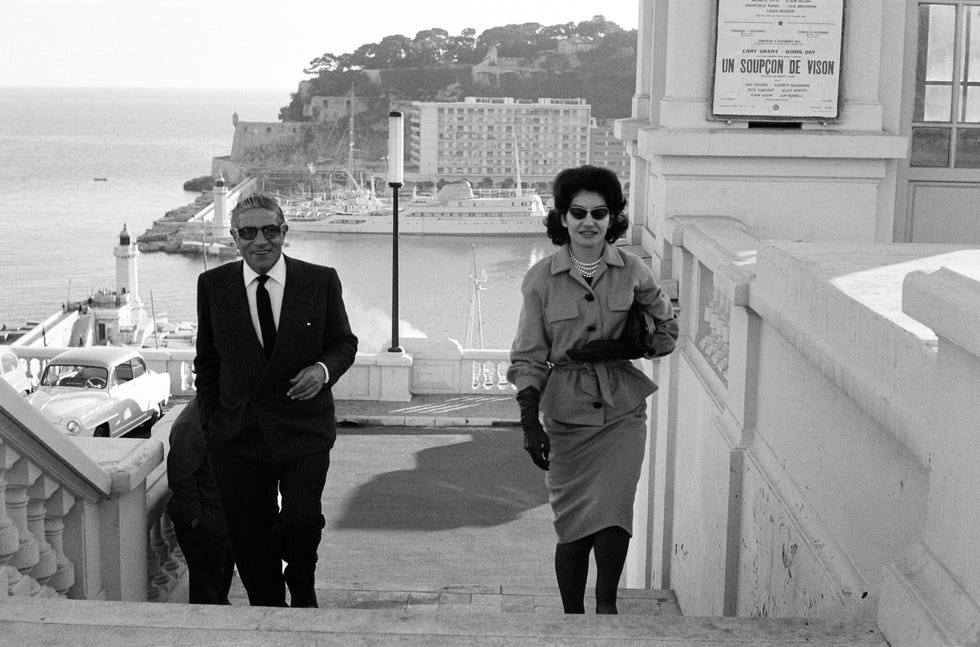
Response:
[508,165,677,614]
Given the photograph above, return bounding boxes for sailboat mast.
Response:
[465,244,486,349]
[512,135,523,198]
[347,83,355,179]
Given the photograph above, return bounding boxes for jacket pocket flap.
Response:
[608,294,633,311]
[546,302,579,323]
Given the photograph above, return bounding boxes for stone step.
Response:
[0,597,887,646]
[225,584,683,616]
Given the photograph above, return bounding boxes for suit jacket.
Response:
[194,255,358,462]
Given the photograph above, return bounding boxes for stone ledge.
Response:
[639,127,908,160]
[0,597,887,645]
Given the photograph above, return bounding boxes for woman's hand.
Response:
[567,339,643,362]
[516,386,550,470]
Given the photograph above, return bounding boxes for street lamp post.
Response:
[387,111,404,353]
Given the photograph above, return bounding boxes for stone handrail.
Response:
[880,260,980,646]
[662,216,758,391]
[0,379,165,602]
[659,214,980,644]
[656,216,955,622]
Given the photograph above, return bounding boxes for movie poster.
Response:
[712,0,845,120]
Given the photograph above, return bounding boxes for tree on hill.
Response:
[276,16,637,162]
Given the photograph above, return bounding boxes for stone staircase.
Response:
[0,585,887,646]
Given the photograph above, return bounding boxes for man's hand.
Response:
[287,364,327,400]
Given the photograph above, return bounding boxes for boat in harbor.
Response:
[285,180,547,236]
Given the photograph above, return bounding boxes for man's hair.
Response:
[230,194,285,228]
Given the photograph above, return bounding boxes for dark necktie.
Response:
[255,275,277,358]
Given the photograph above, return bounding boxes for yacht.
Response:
[285,181,547,236]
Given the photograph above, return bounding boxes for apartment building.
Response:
[589,118,631,185]
[408,97,591,189]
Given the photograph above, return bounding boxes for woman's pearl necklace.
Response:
[568,247,603,278]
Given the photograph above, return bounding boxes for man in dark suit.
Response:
[194,193,358,608]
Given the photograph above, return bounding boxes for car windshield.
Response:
[41,364,109,389]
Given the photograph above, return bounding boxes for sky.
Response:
[2,1,638,91]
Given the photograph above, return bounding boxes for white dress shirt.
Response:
[242,257,329,383]
[242,255,286,344]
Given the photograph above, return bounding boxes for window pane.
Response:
[911,127,951,167]
[958,7,980,124]
[925,84,954,121]
[955,129,980,167]
[915,4,956,120]
[964,7,980,82]
[963,86,980,123]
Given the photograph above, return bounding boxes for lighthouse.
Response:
[212,174,229,236]
[114,223,139,299]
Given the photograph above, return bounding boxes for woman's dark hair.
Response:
[544,165,629,245]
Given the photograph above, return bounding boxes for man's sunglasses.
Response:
[236,225,283,240]
[568,206,610,220]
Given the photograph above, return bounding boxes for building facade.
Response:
[589,118,631,185]
[408,96,591,189]
[229,115,311,162]
[619,2,980,645]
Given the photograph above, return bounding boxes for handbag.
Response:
[621,300,677,359]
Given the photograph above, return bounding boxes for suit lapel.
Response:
[215,261,265,359]
[274,257,316,359]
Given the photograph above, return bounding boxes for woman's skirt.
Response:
[543,402,647,543]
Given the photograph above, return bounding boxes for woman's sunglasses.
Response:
[568,206,610,220]
[236,225,283,240]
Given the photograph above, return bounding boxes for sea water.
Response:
[0,87,549,351]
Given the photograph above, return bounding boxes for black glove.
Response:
[566,339,644,362]
[516,386,550,470]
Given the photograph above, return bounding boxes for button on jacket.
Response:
[507,244,677,426]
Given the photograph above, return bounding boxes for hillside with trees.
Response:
[269,16,636,168]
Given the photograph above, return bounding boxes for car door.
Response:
[109,359,146,435]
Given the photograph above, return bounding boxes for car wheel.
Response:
[94,424,110,438]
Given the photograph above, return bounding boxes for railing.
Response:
[15,340,512,403]
[2,336,515,603]
[0,379,167,602]
[655,215,980,643]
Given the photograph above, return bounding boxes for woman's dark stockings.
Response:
[554,526,631,614]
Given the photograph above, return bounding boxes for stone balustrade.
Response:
[15,338,514,403]
[3,338,514,604]
[652,215,980,645]
[0,379,168,602]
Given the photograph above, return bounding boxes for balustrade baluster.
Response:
[147,513,183,601]
[471,361,481,391]
[158,512,185,584]
[6,457,41,597]
[481,362,495,389]
[43,487,75,596]
[0,444,23,597]
[495,361,510,389]
[145,519,167,602]
[27,475,58,595]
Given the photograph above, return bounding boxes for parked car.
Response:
[27,347,171,438]
[0,346,36,396]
